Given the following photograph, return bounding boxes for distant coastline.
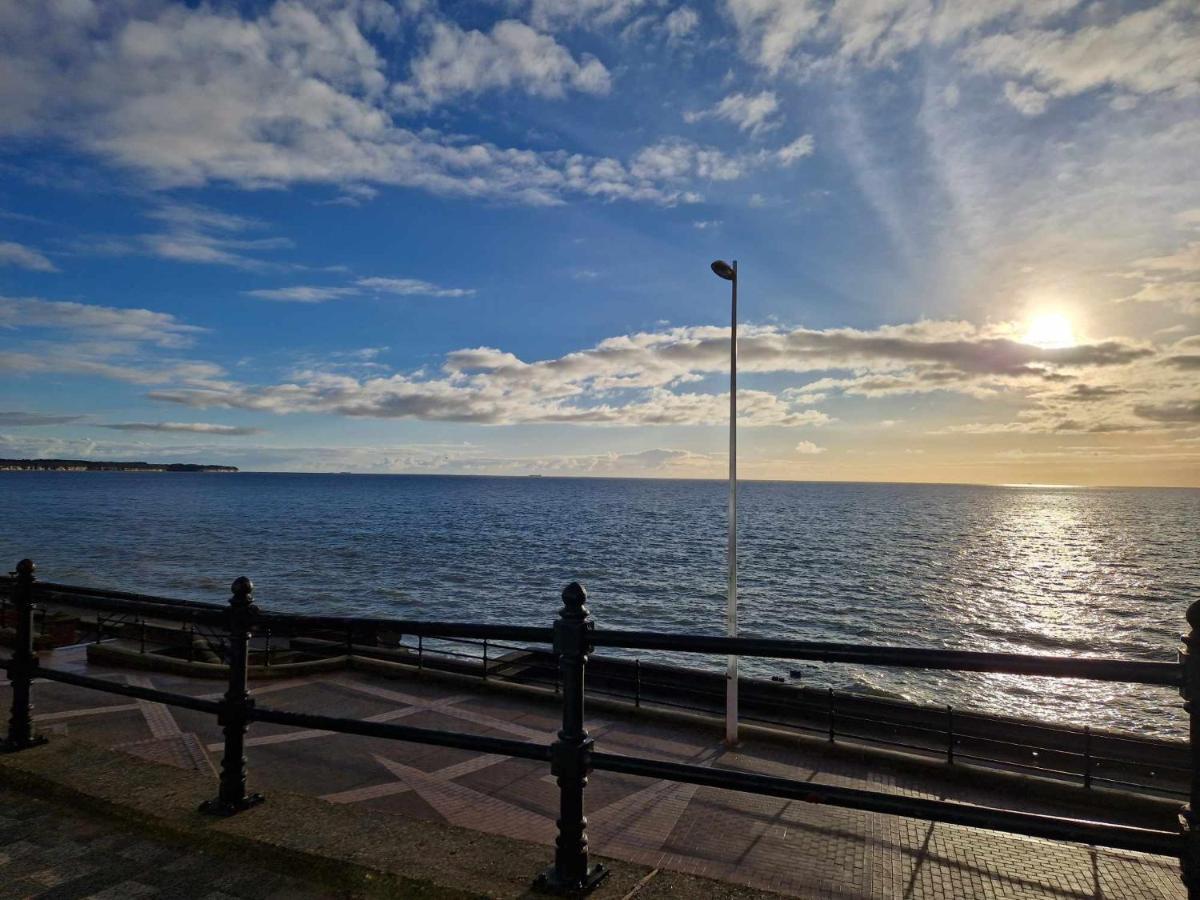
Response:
[0,458,237,473]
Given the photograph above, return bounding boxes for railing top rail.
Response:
[2,577,226,611]
[27,589,229,626]
[588,629,1181,687]
[256,612,553,644]
[19,581,554,643]
[12,577,1179,686]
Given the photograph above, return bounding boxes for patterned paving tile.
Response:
[2,647,1185,898]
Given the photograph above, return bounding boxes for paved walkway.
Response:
[2,646,1185,899]
[0,784,333,900]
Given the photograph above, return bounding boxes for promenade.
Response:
[1,644,1183,899]
[0,784,329,900]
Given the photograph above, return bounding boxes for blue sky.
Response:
[0,0,1197,485]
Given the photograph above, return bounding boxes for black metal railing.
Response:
[313,633,1185,799]
[0,558,1195,895]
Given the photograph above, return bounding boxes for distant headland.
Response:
[0,458,238,473]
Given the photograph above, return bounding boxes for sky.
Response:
[0,0,1197,486]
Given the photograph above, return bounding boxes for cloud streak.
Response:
[99,422,264,436]
[0,411,83,426]
[247,277,474,303]
[145,319,1160,429]
[0,241,57,272]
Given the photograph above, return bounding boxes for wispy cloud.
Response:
[355,278,475,298]
[0,295,223,388]
[394,19,610,109]
[0,411,83,426]
[70,203,293,270]
[247,276,475,303]
[98,422,264,436]
[0,241,57,272]
[0,295,203,348]
[684,91,783,136]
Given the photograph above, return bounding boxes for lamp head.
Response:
[710,259,736,281]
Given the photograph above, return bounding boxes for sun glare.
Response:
[1022,313,1076,349]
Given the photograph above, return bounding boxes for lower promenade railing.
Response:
[1,558,1195,895]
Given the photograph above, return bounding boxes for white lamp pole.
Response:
[710,259,738,746]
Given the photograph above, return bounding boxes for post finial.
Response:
[230,576,254,605]
[1188,599,1200,633]
[561,581,586,610]
[14,559,34,578]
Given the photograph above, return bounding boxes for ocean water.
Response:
[2,472,1196,737]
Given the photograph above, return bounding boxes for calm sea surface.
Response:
[2,473,1196,737]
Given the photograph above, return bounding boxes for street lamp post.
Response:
[710,259,738,746]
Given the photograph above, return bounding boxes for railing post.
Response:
[418,634,423,673]
[200,577,264,816]
[634,658,641,708]
[482,639,489,681]
[1083,726,1092,789]
[1180,599,1200,897]
[1,559,47,753]
[946,705,955,765]
[828,687,836,743]
[536,582,607,894]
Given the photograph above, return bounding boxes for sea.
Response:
[2,472,1196,738]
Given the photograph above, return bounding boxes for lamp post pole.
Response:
[711,259,739,747]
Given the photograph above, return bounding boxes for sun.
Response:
[1022,312,1076,349]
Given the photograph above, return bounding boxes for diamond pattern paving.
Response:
[1,645,1185,898]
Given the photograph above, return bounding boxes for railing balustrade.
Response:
[0,558,1194,895]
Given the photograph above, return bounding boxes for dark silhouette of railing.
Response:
[0,558,1194,896]
[308,632,1185,798]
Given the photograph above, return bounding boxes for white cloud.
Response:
[145,318,1161,429]
[724,0,1197,117]
[0,411,83,426]
[685,91,782,136]
[776,134,815,165]
[0,294,228,390]
[962,4,1200,106]
[664,6,699,41]
[73,203,294,270]
[526,0,647,30]
[1117,240,1200,313]
[795,440,825,454]
[355,277,475,298]
[246,286,361,303]
[630,139,745,182]
[723,0,823,75]
[0,295,203,348]
[246,276,475,303]
[1002,80,1049,116]
[0,241,57,272]
[630,135,813,184]
[394,19,611,110]
[0,1,711,207]
[99,422,264,436]
[1136,241,1200,273]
